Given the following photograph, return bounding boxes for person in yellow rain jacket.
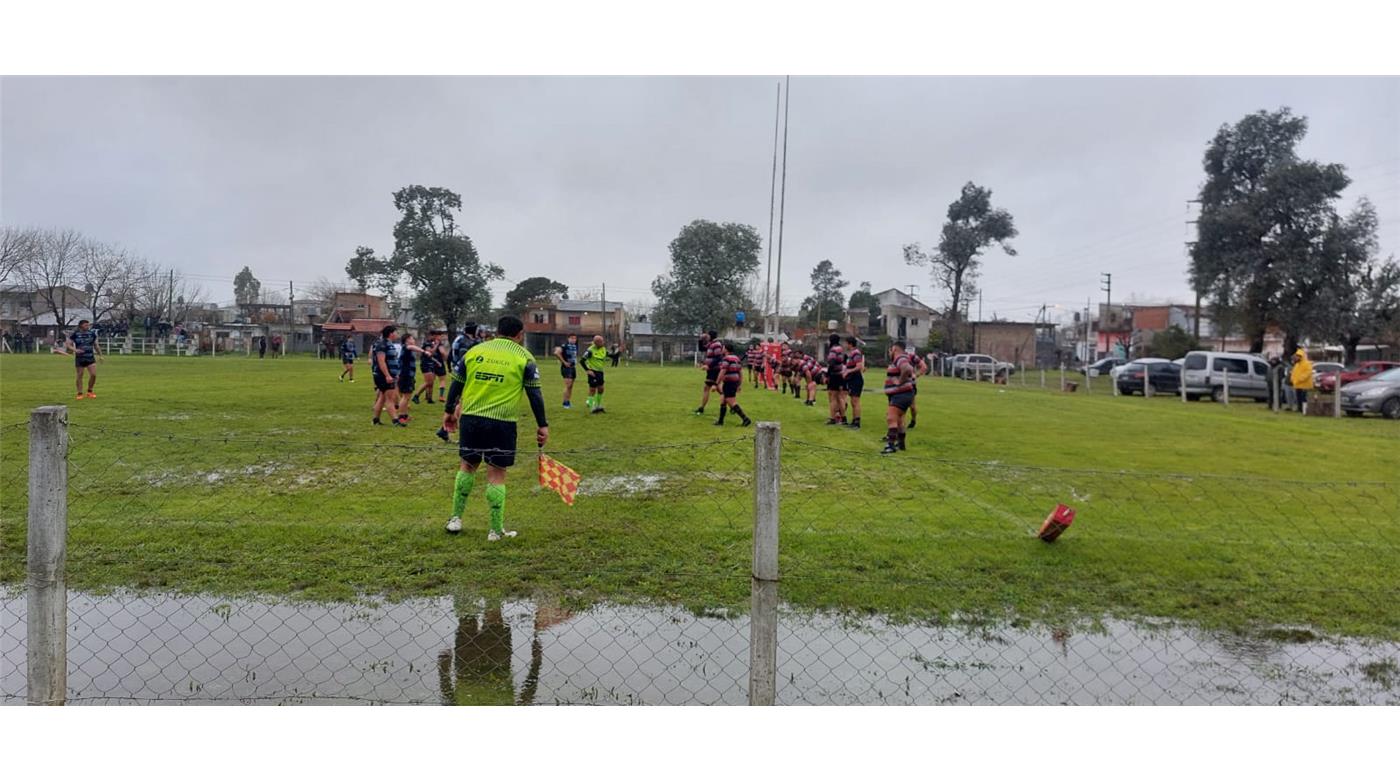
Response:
[1289,349,1314,413]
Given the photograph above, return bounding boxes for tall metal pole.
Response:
[762,82,780,334]
[772,76,791,337]
[601,282,608,343]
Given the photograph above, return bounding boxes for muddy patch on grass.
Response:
[3,591,1395,705]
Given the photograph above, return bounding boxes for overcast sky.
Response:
[3,76,1397,323]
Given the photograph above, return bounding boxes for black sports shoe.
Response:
[372,418,383,425]
[435,427,450,442]
[897,440,906,451]
[908,419,917,429]
[825,419,839,425]
[848,422,861,430]
[412,396,421,405]
[392,418,407,427]
[713,419,725,426]
[881,443,898,454]
[741,418,752,427]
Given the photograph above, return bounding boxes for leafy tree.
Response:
[233,266,261,305]
[503,276,569,315]
[383,185,503,334]
[1148,325,1201,360]
[1312,200,1400,365]
[345,246,387,293]
[798,259,848,327]
[1189,107,1358,353]
[905,182,1017,349]
[848,281,880,321]
[651,220,762,333]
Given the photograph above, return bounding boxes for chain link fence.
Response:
[2,408,1397,704]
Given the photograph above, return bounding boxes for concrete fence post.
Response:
[1222,370,1230,405]
[1334,383,1342,418]
[27,405,68,706]
[1145,367,1154,399]
[750,421,780,706]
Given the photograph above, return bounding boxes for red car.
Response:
[1317,360,1400,392]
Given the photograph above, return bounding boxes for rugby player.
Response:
[841,335,865,429]
[694,330,725,415]
[553,333,579,409]
[714,341,753,426]
[392,333,431,425]
[338,336,357,382]
[64,319,102,399]
[411,330,447,404]
[442,315,549,540]
[906,347,927,429]
[370,325,401,426]
[801,351,820,406]
[881,340,916,454]
[746,340,764,388]
[580,334,609,413]
[824,334,847,425]
[435,322,482,442]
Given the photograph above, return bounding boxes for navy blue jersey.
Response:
[559,341,578,367]
[419,338,442,371]
[371,338,393,377]
[449,333,479,378]
[399,344,417,379]
[69,330,97,359]
[339,340,357,361]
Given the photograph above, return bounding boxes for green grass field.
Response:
[2,352,1397,639]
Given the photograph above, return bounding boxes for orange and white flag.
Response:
[538,452,581,506]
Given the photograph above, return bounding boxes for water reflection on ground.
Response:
[2,591,1395,704]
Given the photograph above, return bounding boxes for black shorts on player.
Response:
[888,391,914,412]
[374,375,394,392]
[397,374,416,395]
[827,374,846,392]
[705,367,721,387]
[76,356,95,369]
[560,365,576,380]
[587,370,605,389]
[721,380,741,399]
[846,373,864,397]
[459,415,518,469]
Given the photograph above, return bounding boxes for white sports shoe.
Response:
[487,529,518,542]
[445,516,462,534]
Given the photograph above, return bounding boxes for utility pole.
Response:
[1085,297,1092,363]
[762,82,780,334]
[772,75,791,337]
[601,282,607,343]
[288,280,294,328]
[977,290,982,322]
[167,269,174,323]
[1186,199,1202,341]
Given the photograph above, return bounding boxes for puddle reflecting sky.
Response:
[2,591,1396,705]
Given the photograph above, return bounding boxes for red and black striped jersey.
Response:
[722,354,744,382]
[884,354,915,395]
[843,348,864,376]
[746,347,763,367]
[826,344,846,375]
[705,339,726,369]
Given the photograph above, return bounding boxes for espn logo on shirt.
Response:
[473,371,506,383]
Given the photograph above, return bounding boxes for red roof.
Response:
[323,318,395,334]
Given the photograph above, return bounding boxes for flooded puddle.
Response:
[2,591,1396,705]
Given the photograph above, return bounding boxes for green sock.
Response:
[486,484,507,533]
[452,470,475,516]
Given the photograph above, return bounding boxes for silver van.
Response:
[1180,351,1271,402]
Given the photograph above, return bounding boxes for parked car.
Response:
[950,353,1013,379]
[1115,361,1182,396]
[1317,360,1400,393]
[1082,357,1126,377]
[1339,367,1400,419]
[1180,350,1272,402]
[1110,356,1173,380]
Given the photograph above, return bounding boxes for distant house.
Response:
[522,298,627,355]
[872,288,938,345]
[629,321,698,362]
[0,284,90,327]
[971,321,1042,367]
[331,292,389,321]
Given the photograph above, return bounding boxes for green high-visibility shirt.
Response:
[580,344,608,370]
[458,338,542,421]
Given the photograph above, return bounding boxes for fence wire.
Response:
[2,420,1398,705]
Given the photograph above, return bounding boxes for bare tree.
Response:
[305,276,354,312]
[0,227,38,288]
[77,240,143,324]
[21,229,85,328]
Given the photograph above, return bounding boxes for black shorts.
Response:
[845,373,864,396]
[75,356,96,368]
[374,375,394,392]
[827,374,846,392]
[705,367,721,386]
[912,383,919,396]
[459,415,517,469]
[587,370,605,388]
[721,380,741,399]
[887,391,914,411]
[397,374,416,394]
[561,364,576,380]
[342,358,355,366]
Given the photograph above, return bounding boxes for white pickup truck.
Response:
[950,353,1014,379]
